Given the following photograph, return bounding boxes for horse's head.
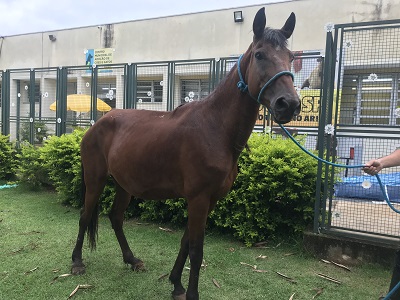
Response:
[244,8,300,124]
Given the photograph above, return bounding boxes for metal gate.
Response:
[315,19,400,242]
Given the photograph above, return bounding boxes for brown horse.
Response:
[71,8,300,300]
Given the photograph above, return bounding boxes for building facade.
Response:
[1,0,399,69]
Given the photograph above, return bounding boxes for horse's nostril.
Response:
[294,102,301,115]
[275,97,289,111]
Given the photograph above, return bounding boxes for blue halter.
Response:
[236,54,294,104]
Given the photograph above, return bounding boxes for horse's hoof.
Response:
[131,261,146,272]
[71,264,86,275]
[172,293,186,300]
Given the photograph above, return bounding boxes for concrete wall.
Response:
[0,0,399,70]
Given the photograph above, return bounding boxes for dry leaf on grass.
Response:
[212,278,221,288]
[256,255,268,260]
[159,227,174,233]
[253,269,268,273]
[201,259,208,269]
[276,271,297,284]
[158,273,169,281]
[68,284,93,299]
[289,292,296,300]
[321,259,331,264]
[330,261,351,272]
[24,267,38,275]
[240,262,257,270]
[316,273,341,284]
[321,259,351,271]
[50,273,72,284]
[312,287,324,299]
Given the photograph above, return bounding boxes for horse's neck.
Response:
[206,65,260,156]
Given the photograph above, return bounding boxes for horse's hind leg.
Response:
[109,183,144,271]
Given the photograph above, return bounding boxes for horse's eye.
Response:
[255,52,263,60]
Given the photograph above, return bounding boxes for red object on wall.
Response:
[350,147,355,159]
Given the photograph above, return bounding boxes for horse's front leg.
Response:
[170,226,189,299]
[185,197,210,300]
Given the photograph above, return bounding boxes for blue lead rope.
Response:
[277,112,400,215]
[235,54,400,215]
[236,54,399,300]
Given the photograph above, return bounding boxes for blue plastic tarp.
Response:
[334,172,400,202]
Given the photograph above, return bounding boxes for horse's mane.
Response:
[263,28,288,48]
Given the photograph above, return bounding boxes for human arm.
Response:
[363,149,400,175]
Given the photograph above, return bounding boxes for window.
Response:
[136,80,163,103]
[181,79,210,103]
[27,83,40,103]
[339,73,399,126]
[97,83,116,108]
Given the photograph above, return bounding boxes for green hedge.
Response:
[16,142,51,189]
[210,134,318,246]
[15,130,319,246]
[0,134,17,180]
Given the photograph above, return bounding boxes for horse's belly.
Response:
[136,188,182,201]
[111,169,183,200]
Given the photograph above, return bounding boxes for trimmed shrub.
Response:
[17,142,51,189]
[210,133,318,246]
[0,134,17,180]
[39,129,86,207]
[35,129,136,217]
[139,198,187,225]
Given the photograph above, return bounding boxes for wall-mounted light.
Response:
[48,34,56,42]
[234,11,243,23]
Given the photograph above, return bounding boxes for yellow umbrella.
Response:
[49,94,112,112]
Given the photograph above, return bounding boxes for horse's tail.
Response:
[80,161,99,251]
[87,205,99,251]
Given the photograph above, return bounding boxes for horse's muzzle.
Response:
[271,95,301,124]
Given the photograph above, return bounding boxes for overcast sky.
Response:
[0,0,288,36]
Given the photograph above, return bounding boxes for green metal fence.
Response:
[2,18,399,244]
[315,19,400,243]
[1,54,322,142]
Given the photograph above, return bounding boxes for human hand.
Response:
[363,159,383,175]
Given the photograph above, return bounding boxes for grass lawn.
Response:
[0,185,392,299]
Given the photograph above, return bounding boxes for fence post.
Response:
[167,62,175,111]
[1,70,10,136]
[28,69,36,144]
[124,63,136,109]
[90,65,98,123]
[55,67,67,136]
[314,31,336,233]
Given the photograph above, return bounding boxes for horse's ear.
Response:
[253,7,266,39]
[281,12,296,39]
